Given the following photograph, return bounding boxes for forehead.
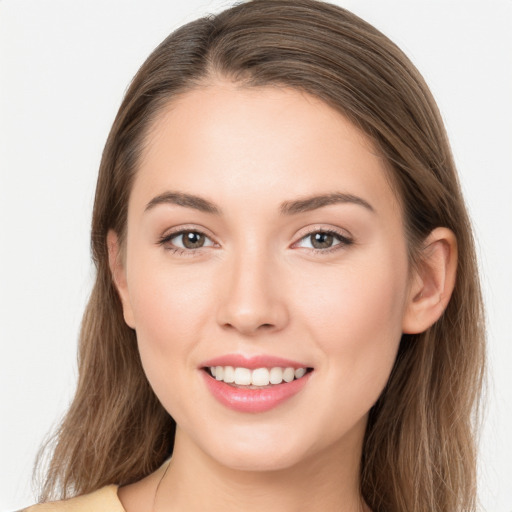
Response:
[131,82,400,219]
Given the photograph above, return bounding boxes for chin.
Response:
[198,426,313,473]
[214,447,306,473]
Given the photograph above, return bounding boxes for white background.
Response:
[1,1,511,510]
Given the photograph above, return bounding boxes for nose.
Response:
[216,250,289,336]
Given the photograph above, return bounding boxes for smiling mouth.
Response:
[204,366,313,388]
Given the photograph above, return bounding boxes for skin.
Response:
[110,81,457,512]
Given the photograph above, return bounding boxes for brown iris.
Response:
[182,231,206,249]
[310,232,335,249]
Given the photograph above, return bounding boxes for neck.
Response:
[154,426,368,512]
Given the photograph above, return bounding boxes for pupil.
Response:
[183,232,205,249]
[312,232,333,249]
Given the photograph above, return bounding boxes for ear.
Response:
[402,227,457,334]
[107,230,136,329]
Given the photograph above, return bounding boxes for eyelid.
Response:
[291,225,354,251]
[156,224,353,254]
[157,224,219,251]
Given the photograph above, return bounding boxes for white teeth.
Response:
[283,367,295,383]
[234,367,252,385]
[251,368,270,386]
[269,367,283,384]
[294,367,306,379]
[209,365,309,387]
[223,366,235,383]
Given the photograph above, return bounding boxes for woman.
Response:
[24,0,485,510]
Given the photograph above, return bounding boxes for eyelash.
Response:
[294,228,354,254]
[157,228,217,257]
[157,227,353,256]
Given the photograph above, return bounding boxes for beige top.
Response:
[22,485,125,512]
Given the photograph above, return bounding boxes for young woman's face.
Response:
[115,82,414,471]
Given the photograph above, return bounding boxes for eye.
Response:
[295,230,352,251]
[160,230,215,250]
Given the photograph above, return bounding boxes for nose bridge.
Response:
[216,241,288,335]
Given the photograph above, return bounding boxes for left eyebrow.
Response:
[280,192,375,215]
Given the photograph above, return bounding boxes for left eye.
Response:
[296,231,350,250]
[167,231,215,249]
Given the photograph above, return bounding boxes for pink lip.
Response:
[202,371,311,413]
[201,354,309,370]
[200,354,313,413]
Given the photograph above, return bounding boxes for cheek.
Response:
[125,253,217,396]
[294,251,408,393]
[128,245,215,332]
[285,255,408,451]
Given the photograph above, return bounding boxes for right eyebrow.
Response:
[144,191,221,215]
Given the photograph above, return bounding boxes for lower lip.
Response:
[201,370,312,413]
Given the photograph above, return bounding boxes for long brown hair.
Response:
[36,1,485,510]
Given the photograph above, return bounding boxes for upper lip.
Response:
[200,354,311,370]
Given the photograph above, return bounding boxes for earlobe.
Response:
[402,227,457,334]
[107,230,136,329]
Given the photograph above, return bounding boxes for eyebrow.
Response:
[144,191,374,216]
[280,192,375,215]
[145,191,221,214]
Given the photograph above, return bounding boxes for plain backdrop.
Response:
[1,1,511,510]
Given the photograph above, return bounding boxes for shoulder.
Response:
[21,485,125,512]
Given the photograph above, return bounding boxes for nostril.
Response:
[220,321,275,332]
